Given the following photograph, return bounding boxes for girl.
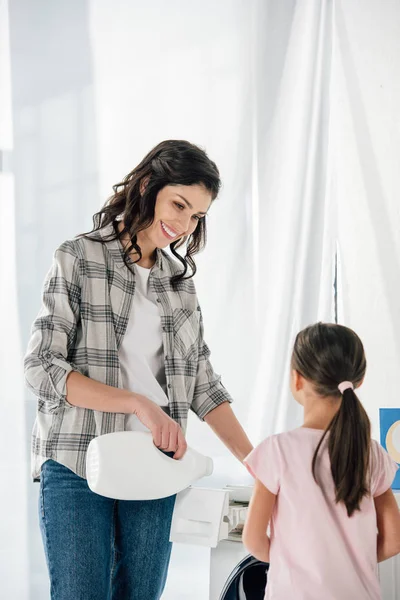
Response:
[24,140,253,600]
[243,322,400,600]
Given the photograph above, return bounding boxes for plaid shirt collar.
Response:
[89,222,165,273]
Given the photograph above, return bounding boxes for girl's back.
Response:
[245,427,397,600]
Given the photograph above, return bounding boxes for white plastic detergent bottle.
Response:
[86,430,213,500]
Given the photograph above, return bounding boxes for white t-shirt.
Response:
[119,263,169,432]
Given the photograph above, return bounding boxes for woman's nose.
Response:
[178,215,192,234]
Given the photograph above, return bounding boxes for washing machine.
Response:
[169,484,268,599]
[218,554,269,600]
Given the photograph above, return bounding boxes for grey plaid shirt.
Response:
[24,224,232,479]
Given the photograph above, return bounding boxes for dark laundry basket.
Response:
[218,554,269,600]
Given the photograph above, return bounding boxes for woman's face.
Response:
[141,184,212,249]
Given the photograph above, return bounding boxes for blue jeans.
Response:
[39,459,176,600]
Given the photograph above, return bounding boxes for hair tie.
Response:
[338,381,354,394]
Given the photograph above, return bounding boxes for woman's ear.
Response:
[140,176,150,196]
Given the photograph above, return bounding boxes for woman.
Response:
[25,140,253,600]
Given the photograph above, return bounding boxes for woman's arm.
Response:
[66,372,187,458]
[24,243,82,412]
[66,371,139,413]
[204,402,253,462]
[374,488,400,562]
[189,302,253,460]
[24,242,140,415]
[242,478,276,563]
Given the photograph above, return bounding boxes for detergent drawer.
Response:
[169,485,252,548]
[169,487,230,548]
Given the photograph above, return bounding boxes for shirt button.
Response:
[156,298,161,303]
[162,326,166,332]
[168,384,172,389]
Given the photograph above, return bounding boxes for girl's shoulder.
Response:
[253,428,325,457]
[263,427,323,443]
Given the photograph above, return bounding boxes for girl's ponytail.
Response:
[312,386,371,517]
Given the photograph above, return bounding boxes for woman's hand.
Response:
[64,372,187,458]
[131,394,187,459]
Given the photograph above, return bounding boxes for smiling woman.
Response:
[119,182,212,270]
[24,139,253,600]
[86,139,220,279]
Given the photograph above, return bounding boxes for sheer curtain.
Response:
[333,0,400,438]
[88,0,336,483]
[244,0,336,442]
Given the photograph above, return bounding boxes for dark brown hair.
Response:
[291,322,370,517]
[83,140,221,284]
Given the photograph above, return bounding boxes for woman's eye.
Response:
[174,201,204,221]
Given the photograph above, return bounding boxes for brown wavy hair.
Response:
[291,322,370,517]
[83,140,221,284]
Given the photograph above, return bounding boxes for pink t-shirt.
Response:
[244,428,398,600]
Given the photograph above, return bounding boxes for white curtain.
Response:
[333,0,400,437]
[88,0,337,482]
[245,0,336,442]
[0,1,29,599]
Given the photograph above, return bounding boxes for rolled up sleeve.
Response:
[24,242,82,412]
[190,306,233,420]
